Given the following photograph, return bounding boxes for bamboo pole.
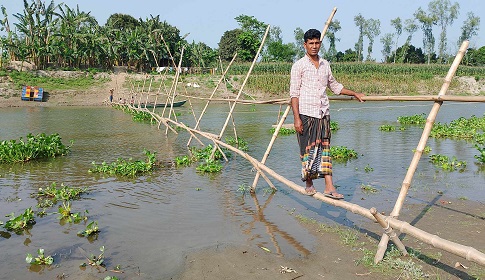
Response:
[186,52,238,147]
[390,40,469,219]
[251,105,291,190]
[360,95,485,102]
[370,207,408,264]
[320,7,337,41]
[374,40,470,264]
[165,46,185,135]
[216,25,270,141]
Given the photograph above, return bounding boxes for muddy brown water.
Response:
[0,101,484,279]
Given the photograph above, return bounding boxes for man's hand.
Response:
[294,117,303,134]
[354,92,365,102]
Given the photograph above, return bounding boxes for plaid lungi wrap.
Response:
[297,114,332,181]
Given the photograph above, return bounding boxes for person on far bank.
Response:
[290,28,365,199]
[109,89,114,102]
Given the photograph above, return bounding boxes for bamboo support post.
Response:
[390,40,469,219]
[251,105,291,190]
[165,46,185,135]
[320,7,337,42]
[187,52,238,147]
[216,25,270,141]
[373,41,470,264]
[370,207,408,264]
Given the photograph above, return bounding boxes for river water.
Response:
[0,101,484,279]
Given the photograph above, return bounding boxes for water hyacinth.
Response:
[0,133,71,163]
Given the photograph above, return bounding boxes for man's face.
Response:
[304,38,321,56]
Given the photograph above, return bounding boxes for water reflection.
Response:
[240,192,311,257]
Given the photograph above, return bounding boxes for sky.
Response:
[1,0,484,62]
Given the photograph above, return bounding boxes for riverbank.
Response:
[1,70,484,109]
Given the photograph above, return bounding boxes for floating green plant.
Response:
[225,136,249,151]
[430,115,485,140]
[57,202,88,223]
[174,155,193,167]
[77,221,99,237]
[364,164,374,173]
[270,126,296,135]
[196,159,223,173]
[26,248,54,265]
[475,144,485,163]
[89,150,157,177]
[330,146,358,161]
[361,184,378,194]
[131,110,153,122]
[33,182,88,204]
[80,246,105,268]
[379,124,396,132]
[2,208,35,232]
[429,154,467,172]
[0,133,71,163]
[397,113,427,125]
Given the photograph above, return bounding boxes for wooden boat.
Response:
[21,86,44,102]
[143,100,186,108]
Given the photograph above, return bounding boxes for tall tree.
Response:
[399,18,418,63]
[292,27,305,59]
[380,33,394,62]
[364,18,380,61]
[218,28,242,61]
[429,0,460,63]
[414,7,437,64]
[353,14,365,62]
[390,17,402,63]
[234,15,267,61]
[457,12,480,47]
[325,20,341,61]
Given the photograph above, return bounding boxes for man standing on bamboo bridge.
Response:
[290,28,365,199]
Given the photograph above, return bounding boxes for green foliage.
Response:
[33,182,88,204]
[80,246,105,268]
[26,248,54,265]
[270,126,296,135]
[429,154,467,172]
[398,113,427,125]
[379,124,396,131]
[174,155,193,167]
[225,136,249,152]
[89,150,157,177]
[131,110,153,122]
[77,220,99,237]
[430,115,485,140]
[196,159,223,173]
[330,146,358,161]
[361,184,378,194]
[8,70,108,91]
[0,133,71,163]
[3,208,35,232]
[474,144,485,163]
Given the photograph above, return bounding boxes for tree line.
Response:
[0,0,484,72]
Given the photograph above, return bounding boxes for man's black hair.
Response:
[304,29,321,42]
